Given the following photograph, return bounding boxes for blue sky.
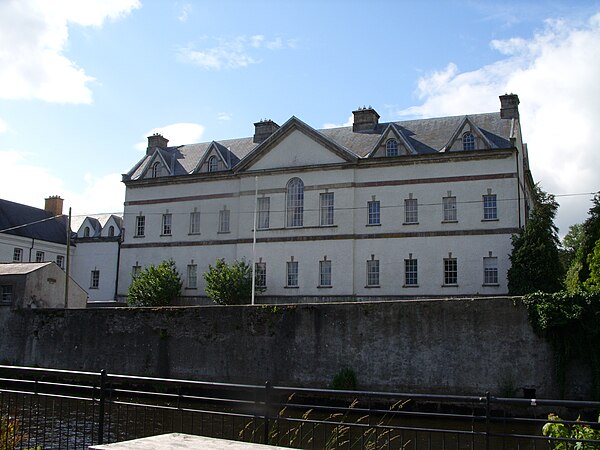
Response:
[1,0,599,236]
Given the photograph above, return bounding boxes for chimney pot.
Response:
[352,106,380,133]
[44,196,64,216]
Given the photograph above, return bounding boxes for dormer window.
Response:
[151,162,162,178]
[108,225,115,237]
[462,132,475,151]
[386,139,399,157]
[208,156,218,172]
[84,226,90,237]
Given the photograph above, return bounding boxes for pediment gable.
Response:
[368,124,417,157]
[236,117,356,172]
[443,116,494,152]
[77,217,100,238]
[101,215,122,237]
[142,150,172,179]
[193,142,232,174]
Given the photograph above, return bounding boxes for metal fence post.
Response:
[263,381,271,445]
[98,369,107,444]
[485,391,490,450]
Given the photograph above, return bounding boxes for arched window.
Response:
[286,178,304,227]
[151,162,161,177]
[108,225,115,237]
[462,132,475,151]
[386,139,399,157]
[84,226,90,237]
[208,156,218,172]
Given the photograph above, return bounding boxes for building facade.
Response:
[118,94,534,302]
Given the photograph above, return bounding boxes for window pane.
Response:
[187,265,197,288]
[1,286,13,304]
[405,259,418,286]
[443,196,457,221]
[35,251,44,263]
[405,198,418,223]
[319,260,332,286]
[257,197,270,230]
[90,270,100,289]
[190,211,201,234]
[463,132,475,150]
[386,139,398,157]
[256,263,267,288]
[444,259,457,285]
[483,194,497,220]
[13,248,22,262]
[367,259,379,286]
[320,193,334,226]
[368,201,380,225]
[287,261,298,287]
[286,178,304,227]
[483,257,498,284]
[219,209,230,232]
[136,215,145,236]
[162,214,172,235]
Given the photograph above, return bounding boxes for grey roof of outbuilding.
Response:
[0,199,68,245]
[0,262,52,275]
[126,111,513,180]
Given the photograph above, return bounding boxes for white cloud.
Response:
[0,0,139,104]
[0,150,124,215]
[323,114,353,129]
[177,3,192,22]
[178,35,293,70]
[217,112,232,121]
[0,118,7,134]
[397,13,600,235]
[134,122,205,151]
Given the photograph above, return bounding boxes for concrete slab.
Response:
[89,433,292,449]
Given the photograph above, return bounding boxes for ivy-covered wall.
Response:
[0,298,591,398]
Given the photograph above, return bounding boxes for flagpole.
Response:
[251,176,258,305]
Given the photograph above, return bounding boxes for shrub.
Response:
[331,367,357,390]
[203,258,264,305]
[127,260,182,307]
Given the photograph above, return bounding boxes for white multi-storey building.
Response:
[118,94,534,303]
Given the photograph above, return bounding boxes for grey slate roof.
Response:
[126,111,513,181]
[70,214,123,236]
[0,199,68,245]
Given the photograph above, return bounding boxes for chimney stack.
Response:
[253,119,280,144]
[499,94,520,119]
[147,133,169,155]
[44,195,64,216]
[352,106,380,132]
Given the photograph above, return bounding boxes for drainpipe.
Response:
[29,238,35,262]
[114,234,121,301]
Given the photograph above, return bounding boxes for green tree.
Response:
[560,223,584,272]
[203,258,263,305]
[584,238,600,290]
[508,185,563,295]
[127,260,182,306]
[568,193,600,288]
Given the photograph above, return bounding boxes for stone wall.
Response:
[0,297,589,398]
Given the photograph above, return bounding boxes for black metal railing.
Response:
[0,365,599,449]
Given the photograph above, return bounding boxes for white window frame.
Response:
[1,285,13,304]
[84,226,90,237]
[462,132,475,150]
[366,259,380,287]
[255,262,267,288]
[319,259,332,287]
[151,162,161,178]
[108,226,115,237]
[187,264,198,289]
[404,198,418,224]
[386,139,399,157]
[257,197,270,230]
[286,178,304,228]
[443,196,457,222]
[132,264,141,280]
[56,255,65,269]
[208,156,218,172]
[368,200,380,225]
[135,215,145,237]
[483,257,499,285]
[483,194,497,220]
[444,258,458,286]
[404,258,418,286]
[286,261,299,287]
[219,207,230,233]
[13,248,23,262]
[320,192,334,226]
[162,213,172,236]
[35,251,44,263]
[90,270,100,289]
[189,211,201,234]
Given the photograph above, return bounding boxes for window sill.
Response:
[188,232,201,236]
[284,286,299,289]
[441,220,458,224]
[365,285,380,288]
[89,287,99,290]
[482,283,500,287]
[160,234,172,237]
[403,222,419,226]
[185,287,198,290]
[133,235,145,238]
[217,231,231,234]
[442,284,458,287]
[403,284,419,288]
[366,223,381,227]
[319,224,336,228]
[481,218,499,222]
[317,285,332,289]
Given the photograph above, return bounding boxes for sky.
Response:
[1,0,599,237]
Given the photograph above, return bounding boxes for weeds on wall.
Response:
[521,289,600,399]
[542,413,600,449]
[331,368,357,391]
